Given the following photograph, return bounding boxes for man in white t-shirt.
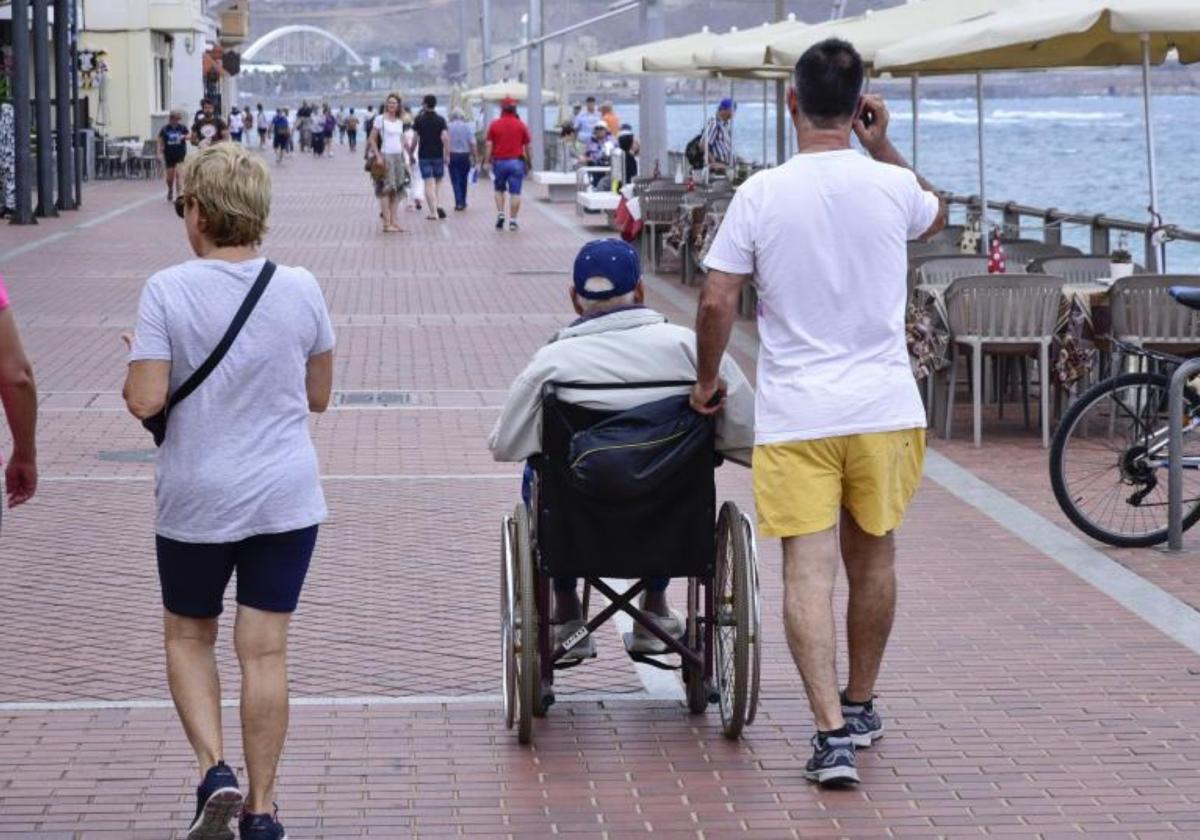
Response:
[692,38,946,788]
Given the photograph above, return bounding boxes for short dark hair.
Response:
[586,95,596,103]
[424,94,437,109]
[793,38,864,127]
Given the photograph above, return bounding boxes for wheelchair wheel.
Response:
[714,501,754,739]
[740,510,763,727]
[500,515,518,731]
[513,504,541,744]
[683,577,708,715]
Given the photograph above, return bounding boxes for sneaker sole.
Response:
[850,727,884,749]
[187,787,243,840]
[804,766,861,787]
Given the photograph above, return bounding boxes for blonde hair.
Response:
[181,144,271,247]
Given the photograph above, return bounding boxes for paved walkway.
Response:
[1,146,1199,838]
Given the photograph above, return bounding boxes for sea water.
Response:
[550,95,1199,271]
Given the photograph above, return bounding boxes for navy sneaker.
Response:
[187,761,243,840]
[495,214,505,230]
[239,807,288,840]
[804,733,860,787]
[841,691,885,748]
[509,219,520,232]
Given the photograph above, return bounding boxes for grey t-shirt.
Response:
[130,258,335,543]
[448,121,475,155]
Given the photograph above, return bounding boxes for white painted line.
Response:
[924,449,1200,656]
[0,691,671,713]
[0,193,164,263]
[40,473,522,483]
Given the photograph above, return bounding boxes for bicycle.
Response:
[1049,288,1200,547]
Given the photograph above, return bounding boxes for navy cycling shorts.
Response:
[156,526,318,619]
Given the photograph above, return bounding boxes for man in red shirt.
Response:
[484,97,532,232]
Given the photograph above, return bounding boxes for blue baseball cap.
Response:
[573,239,641,300]
[719,97,736,111]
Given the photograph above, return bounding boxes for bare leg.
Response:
[509,195,522,221]
[235,605,293,815]
[389,194,403,230]
[840,511,896,704]
[781,528,844,731]
[164,611,224,776]
[424,176,438,217]
[165,166,175,198]
[493,190,505,215]
[377,194,390,230]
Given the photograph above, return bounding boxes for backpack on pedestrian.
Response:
[685,133,705,171]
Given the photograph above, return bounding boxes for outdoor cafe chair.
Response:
[134,140,160,179]
[640,182,689,271]
[1108,275,1200,372]
[911,255,988,298]
[943,275,1063,448]
[1028,255,1144,282]
[999,240,1082,272]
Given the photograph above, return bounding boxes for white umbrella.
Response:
[460,81,558,104]
[876,0,1200,269]
[587,28,719,75]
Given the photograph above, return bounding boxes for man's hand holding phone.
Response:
[853,94,892,158]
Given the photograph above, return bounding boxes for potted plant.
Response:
[1110,240,1135,279]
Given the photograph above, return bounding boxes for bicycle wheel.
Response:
[1050,372,1200,547]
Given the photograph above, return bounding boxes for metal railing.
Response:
[943,194,1200,273]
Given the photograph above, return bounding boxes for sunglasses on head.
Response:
[174,193,189,219]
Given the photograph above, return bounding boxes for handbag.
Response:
[369,157,386,180]
[142,260,276,447]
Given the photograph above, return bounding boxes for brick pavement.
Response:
[1,146,1199,838]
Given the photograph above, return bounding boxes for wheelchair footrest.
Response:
[623,632,684,671]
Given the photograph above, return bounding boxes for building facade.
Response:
[79,0,216,138]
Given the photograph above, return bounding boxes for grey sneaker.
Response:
[841,693,884,748]
[804,733,859,787]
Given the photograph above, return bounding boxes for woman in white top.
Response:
[368,92,410,233]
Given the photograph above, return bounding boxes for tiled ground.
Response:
[1,145,1199,838]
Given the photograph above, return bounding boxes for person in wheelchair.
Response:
[489,238,754,662]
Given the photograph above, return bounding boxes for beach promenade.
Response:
[1,148,1200,839]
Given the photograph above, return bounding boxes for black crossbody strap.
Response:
[166,260,276,414]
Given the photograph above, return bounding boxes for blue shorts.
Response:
[156,526,318,618]
[493,158,525,195]
[419,158,445,180]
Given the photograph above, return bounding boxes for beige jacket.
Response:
[488,307,755,466]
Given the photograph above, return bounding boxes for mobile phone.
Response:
[705,389,725,409]
[861,106,876,128]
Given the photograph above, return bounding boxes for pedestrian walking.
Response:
[157,109,190,202]
[0,272,38,514]
[241,108,255,148]
[255,103,269,149]
[336,108,346,146]
[345,108,359,152]
[368,92,411,233]
[296,102,312,153]
[484,96,531,232]
[271,108,290,164]
[122,142,335,840]
[691,39,946,788]
[402,110,424,214]
[447,107,476,211]
[412,94,450,220]
[321,105,336,157]
[573,95,600,137]
[311,106,327,158]
[229,107,244,146]
[190,98,228,148]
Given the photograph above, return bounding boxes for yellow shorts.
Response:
[753,429,926,538]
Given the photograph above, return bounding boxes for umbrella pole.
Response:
[1141,33,1164,272]
[761,79,768,167]
[976,72,988,255]
[910,73,919,171]
[701,78,708,181]
[729,79,736,169]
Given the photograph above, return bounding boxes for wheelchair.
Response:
[500,381,762,744]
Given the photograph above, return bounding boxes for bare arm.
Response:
[156,135,165,160]
[123,359,170,421]
[441,128,450,163]
[369,127,381,158]
[854,94,948,241]
[691,269,750,415]
[484,139,494,164]
[0,309,38,507]
[306,350,334,413]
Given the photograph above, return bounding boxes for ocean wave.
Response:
[891,109,1127,125]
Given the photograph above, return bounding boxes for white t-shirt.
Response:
[380,117,406,155]
[704,149,939,444]
[130,258,336,543]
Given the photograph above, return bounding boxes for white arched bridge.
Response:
[242,25,366,65]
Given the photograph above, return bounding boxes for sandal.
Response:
[627,610,685,655]
[552,620,596,662]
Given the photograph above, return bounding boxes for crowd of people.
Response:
[0,35,957,840]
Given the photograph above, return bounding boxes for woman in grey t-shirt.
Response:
[123,144,332,840]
